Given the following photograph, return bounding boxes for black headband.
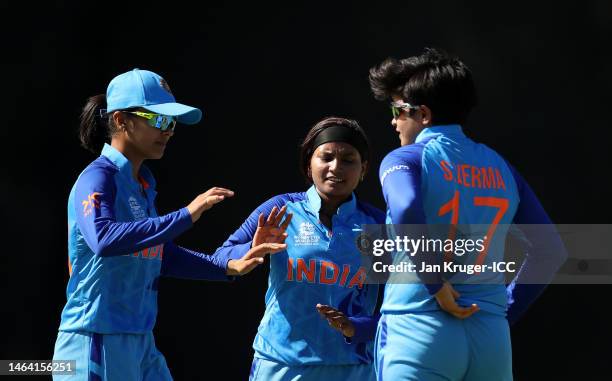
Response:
[311,125,369,160]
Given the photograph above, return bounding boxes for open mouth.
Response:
[326,177,344,184]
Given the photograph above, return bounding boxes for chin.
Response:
[149,151,165,160]
[319,184,353,199]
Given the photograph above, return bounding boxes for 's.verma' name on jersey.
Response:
[440,160,507,190]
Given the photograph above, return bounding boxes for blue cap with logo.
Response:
[106,69,202,125]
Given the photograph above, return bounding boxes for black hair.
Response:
[368,48,478,126]
[299,117,370,183]
[79,94,119,153]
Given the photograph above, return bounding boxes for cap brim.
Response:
[143,103,203,125]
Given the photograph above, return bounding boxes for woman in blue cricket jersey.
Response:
[213,117,385,381]
[368,48,567,381]
[52,68,286,381]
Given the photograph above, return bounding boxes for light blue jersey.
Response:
[380,125,519,316]
[56,143,232,380]
[215,186,384,367]
[376,125,566,381]
[59,143,228,334]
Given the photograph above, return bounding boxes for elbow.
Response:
[90,219,118,257]
[390,203,412,224]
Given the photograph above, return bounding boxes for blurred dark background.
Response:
[1,1,611,380]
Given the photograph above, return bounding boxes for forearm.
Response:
[161,241,230,281]
[91,208,193,257]
[346,313,380,344]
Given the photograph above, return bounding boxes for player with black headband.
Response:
[213,117,384,380]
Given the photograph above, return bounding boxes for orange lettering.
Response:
[482,167,495,189]
[297,259,316,283]
[319,261,339,284]
[440,160,453,181]
[461,165,470,187]
[347,267,366,289]
[495,169,506,190]
[471,166,481,188]
[339,264,351,286]
[287,258,294,281]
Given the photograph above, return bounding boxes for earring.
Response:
[360,174,365,182]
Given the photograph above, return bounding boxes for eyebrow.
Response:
[319,149,357,156]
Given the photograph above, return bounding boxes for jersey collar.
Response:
[305,185,357,219]
[415,124,464,144]
[100,143,156,190]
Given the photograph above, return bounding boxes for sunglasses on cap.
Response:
[125,111,177,132]
[390,101,421,119]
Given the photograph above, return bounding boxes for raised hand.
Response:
[252,205,293,247]
[186,187,234,223]
[434,281,479,319]
[316,304,355,338]
[226,242,287,276]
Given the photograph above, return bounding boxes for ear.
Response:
[419,105,433,126]
[112,111,130,131]
[361,160,368,181]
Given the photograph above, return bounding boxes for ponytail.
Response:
[79,94,114,153]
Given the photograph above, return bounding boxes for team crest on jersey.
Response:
[82,192,101,216]
[128,196,146,220]
[294,222,320,246]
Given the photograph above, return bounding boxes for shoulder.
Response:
[76,156,119,191]
[255,192,307,212]
[381,144,426,167]
[380,144,427,184]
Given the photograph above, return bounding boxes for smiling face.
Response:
[309,142,366,201]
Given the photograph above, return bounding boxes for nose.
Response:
[328,158,339,172]
[161,129,174,137]
[391,117,397,127]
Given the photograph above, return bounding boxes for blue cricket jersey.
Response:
[379,125,567,323]
[60,144,230,334]
[214,186,384,365]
